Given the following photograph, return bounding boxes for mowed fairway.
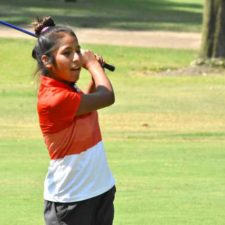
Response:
[0,38,225,225]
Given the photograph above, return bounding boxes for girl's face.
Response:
[48,33,82,84]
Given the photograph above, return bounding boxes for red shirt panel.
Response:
[38,76,81,134]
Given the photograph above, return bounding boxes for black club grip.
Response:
[102,62,116,72]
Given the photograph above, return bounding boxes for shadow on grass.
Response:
[0,0,203,31]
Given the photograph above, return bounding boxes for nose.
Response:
[73,52,81,63]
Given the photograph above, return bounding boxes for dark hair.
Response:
[32,16,76,76]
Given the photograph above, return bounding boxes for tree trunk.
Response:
[200,0,225,59]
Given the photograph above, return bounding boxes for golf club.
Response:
[0,20,115,71]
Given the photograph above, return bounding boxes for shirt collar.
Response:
[40,75,75,91]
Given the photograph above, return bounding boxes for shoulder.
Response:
[37,85,83,133]
[38,85,81,108]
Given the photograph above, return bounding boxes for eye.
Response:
[76,49,81,54]
[63,50,72,56]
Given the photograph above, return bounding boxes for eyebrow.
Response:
[62,45,81,51]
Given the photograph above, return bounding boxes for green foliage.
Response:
[0,0,203,31]
[1,39,225,225]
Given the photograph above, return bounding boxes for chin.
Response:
[73,75,80,83]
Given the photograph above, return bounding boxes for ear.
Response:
[41,55,52,70]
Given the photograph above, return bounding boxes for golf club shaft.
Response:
[0,20,116,71]
[0,20,37,37]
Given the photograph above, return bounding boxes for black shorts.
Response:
[44,186,116,225]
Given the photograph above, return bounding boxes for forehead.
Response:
[56,32,79,48]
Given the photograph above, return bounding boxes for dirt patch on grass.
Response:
[0,27,201,49]
[157,64,225,76]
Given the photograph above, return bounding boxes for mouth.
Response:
[71,67,81,72]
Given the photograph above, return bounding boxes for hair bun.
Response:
[33,16,55,36]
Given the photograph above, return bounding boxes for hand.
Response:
[81,50,104,70]
[94,54,105,68]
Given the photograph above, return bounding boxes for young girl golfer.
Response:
[32,16,116,225]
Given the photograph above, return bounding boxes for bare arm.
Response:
[84,54,104,94]
[84,78,96,94]
[76,51,115,116]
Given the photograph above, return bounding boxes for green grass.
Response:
[0,0,203,31]
[0,38,225,225]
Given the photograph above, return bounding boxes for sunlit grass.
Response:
[0,38,225,225]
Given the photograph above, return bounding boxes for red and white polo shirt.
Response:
[37,75,115,203]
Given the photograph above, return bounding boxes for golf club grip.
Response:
[102,62,115,72]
